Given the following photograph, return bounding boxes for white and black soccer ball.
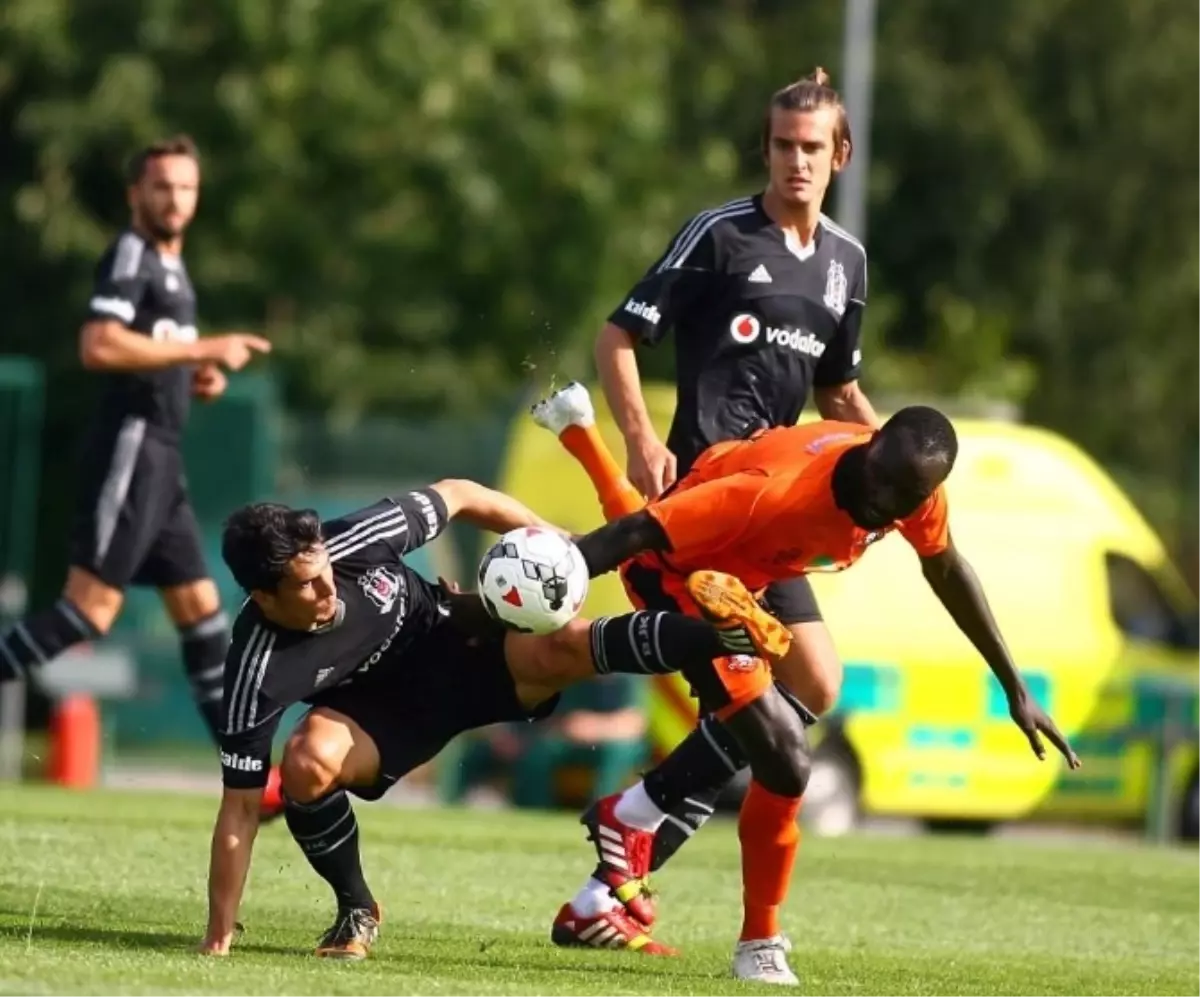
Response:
[477,527,589,635]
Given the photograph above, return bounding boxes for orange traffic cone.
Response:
[47,694,101,788]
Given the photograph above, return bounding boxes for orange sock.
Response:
[738,779,802,941]
[558,423,645,522]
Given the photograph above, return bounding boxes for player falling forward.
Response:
[200,478,786,958]
[533,383,1080,984]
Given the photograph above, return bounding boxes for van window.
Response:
[1105,552,1182,645]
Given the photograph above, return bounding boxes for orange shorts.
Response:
[620,559,772,718]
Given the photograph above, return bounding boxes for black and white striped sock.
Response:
[284,789,375,912]
[179,611,228,743]
[589,611,726,676]
[0,599,100,682]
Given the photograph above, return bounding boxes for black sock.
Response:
[179,611,228,743]
[650,785,723,872]
[646,682,818,872]
[590,611,748,676]
[643,711,745,811]
[0,599,101,681]
[284,790,375,912]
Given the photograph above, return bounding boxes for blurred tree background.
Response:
[1,0,1196,595]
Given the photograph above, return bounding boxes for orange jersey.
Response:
[638,421,950,591]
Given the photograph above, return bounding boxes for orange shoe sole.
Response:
[686,571,793,663]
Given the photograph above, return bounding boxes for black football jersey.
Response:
[85,228,200,438]
[608,194,868,473]
[217,488,449,789]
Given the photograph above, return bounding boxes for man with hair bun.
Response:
[543,70,886,974]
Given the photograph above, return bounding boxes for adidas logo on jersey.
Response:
[747,264,772,283]
[220,751,263,773]
[623,298,662,325]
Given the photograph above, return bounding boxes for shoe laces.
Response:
[318,906,378,948]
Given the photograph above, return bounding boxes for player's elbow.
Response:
[78,325,110,370]
[594,322,634,365]
[214,788,262,840]
[428,478,476,521]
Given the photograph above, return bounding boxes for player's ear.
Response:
[832,138,850,173]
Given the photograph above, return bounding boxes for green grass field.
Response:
[0,785,1195,995]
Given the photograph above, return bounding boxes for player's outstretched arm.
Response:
[574,511,671,578]
[575,472,762,578]
[920,542,1081,769]
[430,478,562,536]
[80,320,271,373]
[200,787,262,955]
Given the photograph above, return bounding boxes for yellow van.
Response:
[496,383,1199,840]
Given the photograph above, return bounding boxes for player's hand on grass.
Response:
[197,932,232,956]
[627,432,677,499]
[203,333,272,372]
[197,921,244,956]
[1008,691,1081,769]
[192,363,227,401]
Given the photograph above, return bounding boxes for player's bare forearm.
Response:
[594,323,657,444]
[920,545,1025,699]
[79,320,204,372]
[202,789,261,953]
[814,381,881,429]
[431,479,560,536]
[575,510,669,577]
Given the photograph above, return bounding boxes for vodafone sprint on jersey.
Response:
[728,313,826,359]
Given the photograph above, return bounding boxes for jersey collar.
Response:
[753,192,823,262]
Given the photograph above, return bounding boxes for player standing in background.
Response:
[567,68,880,925]
[0,135,276,810]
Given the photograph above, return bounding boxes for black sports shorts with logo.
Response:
[68,418,208,589]
[312,610,559,800]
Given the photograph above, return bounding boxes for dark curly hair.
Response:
[221,502,323,593]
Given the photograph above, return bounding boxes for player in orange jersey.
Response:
[541,385,1079,983]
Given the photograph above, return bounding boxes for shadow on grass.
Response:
[1,919,297,958]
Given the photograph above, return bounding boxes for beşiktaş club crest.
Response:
[823,259,848,316]
[358,566,400,614]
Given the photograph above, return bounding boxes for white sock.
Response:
[613,781,666,832]
[570,877,620,918]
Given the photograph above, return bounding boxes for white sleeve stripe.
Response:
[326,512,409,558]
[243,633,275,730]
[111,233,144,281]
[818,213,867,261]
[226,624,261,732]
[229,626,275,733]
[88,296,136,324]
[657,200,756,273]
[218,706,283,739]
[234,630,275,733]
[324,505,404,553]
[329,525,410,563]
[655,199,745,273]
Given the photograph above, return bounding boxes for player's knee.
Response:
[803,672,839,716]
[281,731,345,803]
[62,569,122,636]
[744,703,811,798]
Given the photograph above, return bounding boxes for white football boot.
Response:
[731,936,800,986]
[530,381,595,435]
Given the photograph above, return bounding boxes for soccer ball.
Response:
[477,527,589,635]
